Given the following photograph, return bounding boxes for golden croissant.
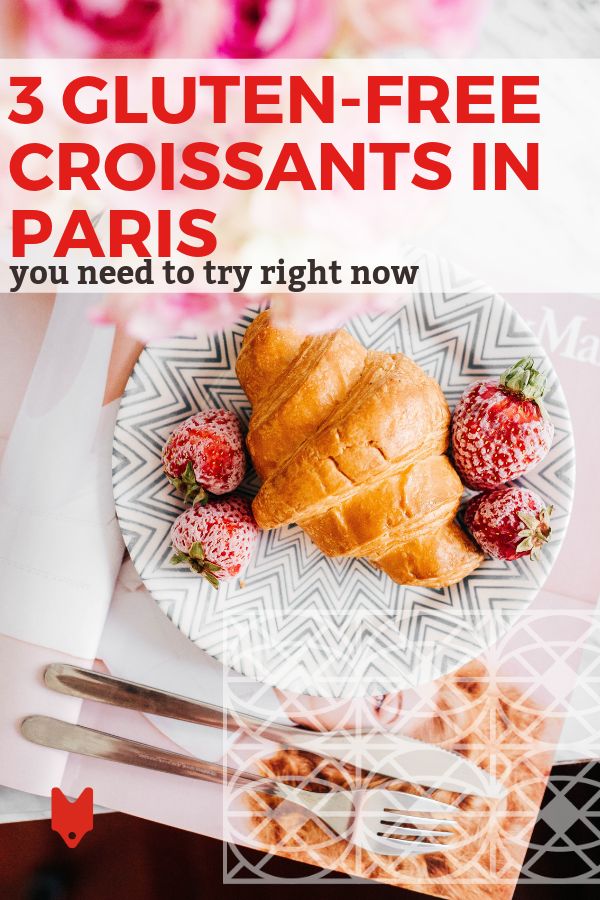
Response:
[236,310,483,588]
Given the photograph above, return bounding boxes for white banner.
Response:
[1,58,599,294]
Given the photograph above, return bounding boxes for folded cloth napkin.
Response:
[0,295,124,659]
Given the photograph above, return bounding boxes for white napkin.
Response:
[0,292,286,775]
[0,295,124,659]
[99,558,290,763]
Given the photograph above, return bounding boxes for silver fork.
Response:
[267,780,459,856]
[22,715,459,857]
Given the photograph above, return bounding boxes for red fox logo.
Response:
[51,787,94,848]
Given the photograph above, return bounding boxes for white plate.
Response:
[113,268,574,698]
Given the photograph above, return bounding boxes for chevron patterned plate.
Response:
[113,273,574,698]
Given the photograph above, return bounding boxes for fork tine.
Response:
[380,794,456,814]
[379,823,455,838]
[375,834,449,851]
[379,811,457,829]
[354,789,462,856]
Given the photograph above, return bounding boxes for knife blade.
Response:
[44,663,505,798]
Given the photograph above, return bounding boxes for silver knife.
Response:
[21,715,274,792]
[44,663,505,798]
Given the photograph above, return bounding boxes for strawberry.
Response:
[162,409,246,504]
[464,486,553,561]
[170,496,259,587]
[452,357,554,490]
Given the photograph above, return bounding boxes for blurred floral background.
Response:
[1,0,491,339]
[1,0,488,60]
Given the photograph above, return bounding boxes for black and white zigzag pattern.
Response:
[112,257,575,698]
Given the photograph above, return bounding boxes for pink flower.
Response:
[91,293,251,342]
[91,292,402,344]
[23,0,335,59]
[345,0,487,55]
[417,0,488,53]
[219,0,336,58]
[24,0,228,58]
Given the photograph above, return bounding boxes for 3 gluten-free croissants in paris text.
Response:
[236,310,483,589]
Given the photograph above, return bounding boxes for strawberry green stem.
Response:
[500,357,547,403]
[516,505,553,560]
[170,541,222,588]
[168,461,208,506]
